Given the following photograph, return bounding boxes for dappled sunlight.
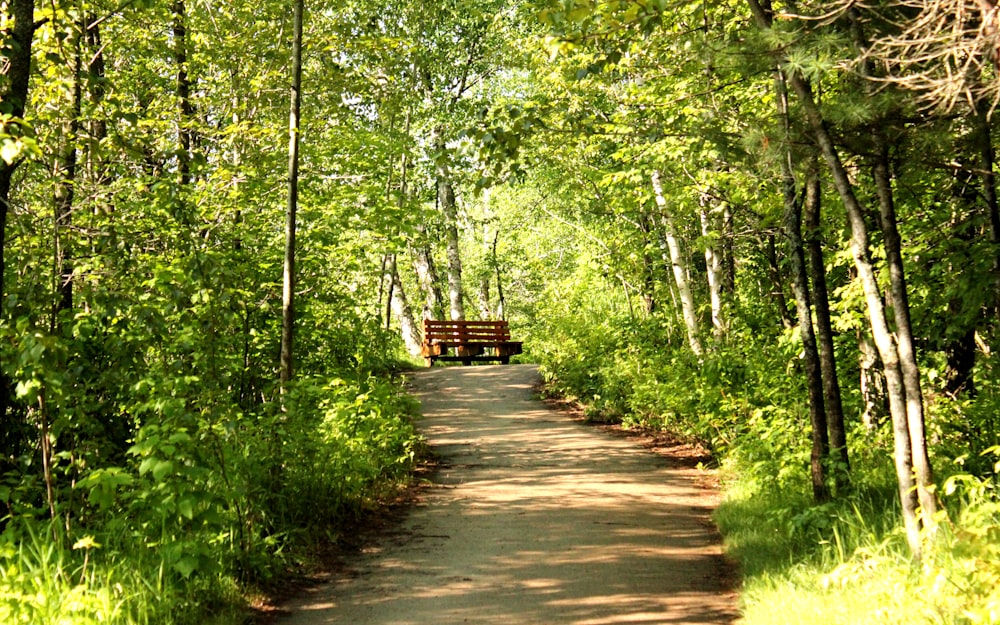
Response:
[282,365,735,625]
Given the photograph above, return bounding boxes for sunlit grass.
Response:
[718,465,1000,625]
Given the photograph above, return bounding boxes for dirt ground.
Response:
[275,364,739,625]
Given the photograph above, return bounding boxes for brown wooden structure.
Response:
[421,319,523,366]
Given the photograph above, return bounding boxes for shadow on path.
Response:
[279,364,738,625]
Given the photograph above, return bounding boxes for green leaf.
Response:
[178,497,196,520]
[173,555,199,579]
[0,140,20,165]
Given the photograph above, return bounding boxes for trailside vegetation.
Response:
[5,0,1000,623]
[476,0,1000,622]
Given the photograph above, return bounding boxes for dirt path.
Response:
[278,364,738,625]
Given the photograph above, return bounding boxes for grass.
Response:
[716,463,1000,625]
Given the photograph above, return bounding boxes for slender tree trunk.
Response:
[382,254,393,331]
[784,191,831,502]
[86,15,107,180]
[775,69,830,502]
[53,24,82,319]
[0,0,38,434]
[172,0,194,189]
[479,196,494,319]
[746,0,930,555]
[850,3,936,525]
[872,133,937,524]
[803,165,850,483]
[85,15,112,272]
[280,0,304,387]
[413,237,444,320]
[700,196,725,339]
[478,277,491,319]
[794,71,922,554]
[433,127,465,320]
[764,233,795,329]
[652,170,702,356]
[492,231,506,319]
[385,255,422,355]
[858,323,887,430]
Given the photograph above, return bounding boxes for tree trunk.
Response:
[746,0,929,555]
[775,69,830,502]
[52,29,82,319]
[651,170,703,356]
[413,237,444,321]
[858,324,888,430]
[86,15,107,182]
[803,165,850,482]
[478,276,491,319]
[280,0,304,387]
[433,127,465,320]
[699,196,725,339]
[172,0,194,189]
[478,196,494,319]
[0,0,38,432]
[764,232,795,329]
[639,210,658,314]
[872,133,937,525]
[787,68,924,555]
[386,255,422,356]
[492,231,506,319]
[85,15,112,268]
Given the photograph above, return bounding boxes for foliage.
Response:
[5,0,1000,622]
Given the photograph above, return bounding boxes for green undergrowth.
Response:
[533,307,1000,624]
[0,372,421,625]
[718,464,1000,625]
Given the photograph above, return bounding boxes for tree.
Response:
[0,0,38,422]
[747,0,936,555]
[280,0,304,387]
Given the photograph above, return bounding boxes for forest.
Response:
[2,0,1000,623]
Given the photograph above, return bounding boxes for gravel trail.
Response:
[278,364,737,625]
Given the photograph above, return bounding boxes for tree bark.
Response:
[746,0,929,555]
[280,0,304,387]
[433,127,465,320]
[53,18,84,319]
[478,276,491,319]
[803,165,850,482]
[0,0,38,431]
[872,133,937,525]
[764,232,795,330]
[858,324,888,430]
[413,236,444,321]
[85,15,112,256]
[172,0,194,189]
[789,69,923,555]
[775,69,830,502]
[652,170,703,356]
[492,231,506,319]
[386,255,422,356]
[699,196,725,339]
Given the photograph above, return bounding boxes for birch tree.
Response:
[652,170,703,357]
